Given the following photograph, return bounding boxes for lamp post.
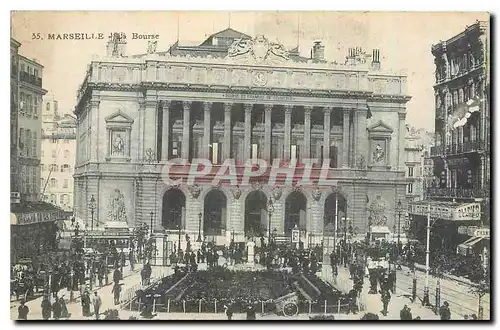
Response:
[267,197,274,245]
[197,212,202,242]
[177,225,182,254]
[150,211,154,236]
[395,200,403,255]
[423,203,431,306]
[367,215,373,244]
[89,195,96,231]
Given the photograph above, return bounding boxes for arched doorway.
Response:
[204,190,227,236]
[245,191,268,237]
[162,189,186,229]
[285,191,307,235]
[324,193,347,228]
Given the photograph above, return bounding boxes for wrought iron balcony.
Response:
[426,187,485,199]
[430,140,484,157]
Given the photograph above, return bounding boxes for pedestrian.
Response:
[246,305,256,320]
[52,294,62,320]
[113,267,122,284]
[81,290,91,317]
[98,267,104,287]
[380,289,391,316]
[17,299,29,320]
[399,305,412,320]
[41,295,52,320]
[92,291,102,320]
[112,282,122,305]
[347,288,358,314]
[224,303,233,320]
[59,296,71,319]
[471,314,478,320]
[439,301,451,320]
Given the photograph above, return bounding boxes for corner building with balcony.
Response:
[409,21,490,256]
[74,28,410,248]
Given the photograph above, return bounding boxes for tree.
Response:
[469,270,490,320]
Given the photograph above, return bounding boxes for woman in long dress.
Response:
[81,290,91,317]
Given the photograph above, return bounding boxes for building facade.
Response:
[409,21,490,254]
[41,94,77,212]
[11,39,21,194]
[405,126,434,203]
[74,29,410,246]
[17,55,46,202]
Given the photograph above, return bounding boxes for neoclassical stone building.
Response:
[74,29,410,247]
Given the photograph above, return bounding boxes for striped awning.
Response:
[457,236,484,256]
[448,97,482,129]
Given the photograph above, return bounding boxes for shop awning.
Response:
[457,236,485,256]
[408,200,481,221]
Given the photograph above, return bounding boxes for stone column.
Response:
[203,101,212,160]
[323,107,332,161]
[398,112,407,171]
[351,110,358,166]
[181,101,191,160]
[144,94,158,160]
[356,106,368,166]
[161,100,171,161]
[89,98,100,162]
[284,105,292,161]
[244,103,253,161]
[303,106,312,159]
[223,102,233,160]
[138,101,145,160]
[342,108,350,168]
[264,104,273,161]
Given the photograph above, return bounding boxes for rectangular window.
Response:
[63,179,68,188]
[408,166,414,177]
[52,150,57,158]
[25,130,31,157]
[32,132,37,157]
[291,145,297,161]
[212,142,220,165]
[407,183,413,194]
[251,144,258,159]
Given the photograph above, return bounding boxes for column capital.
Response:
[224,102,233,112]
[160,100,171,109]
[183,101,192,111]
[323,107,332,115]
[284,105,293,115]
[244,103,253,113]
[304,105,313,114]
[90,99,100,108]
[398,112,407,120]
[264,104,273,113]
[204,101,212,111]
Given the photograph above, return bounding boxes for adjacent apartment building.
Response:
[41,93,77,212]
[408,21,490,257]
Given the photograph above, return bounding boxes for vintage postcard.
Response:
[10,11,490,321]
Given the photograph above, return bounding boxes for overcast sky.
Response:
[11,11,489,131]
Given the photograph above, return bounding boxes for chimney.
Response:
[346,47,356,65]
[371,49,381,70]
[312,41,325,61]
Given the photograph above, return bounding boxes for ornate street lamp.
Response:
[150,211,154,236]
[89,195,96,231]
[395,200,404,255]
[267,197,274,244]
[197,212,202,242]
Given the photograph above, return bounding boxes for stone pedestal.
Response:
[371,226,391,242]
[104,221,130,231]
[246,241,255,265]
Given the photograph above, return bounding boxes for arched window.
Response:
[46,102,50,112]
[62,164,70,172]
[50,178,57,188]
[64,150,70,159]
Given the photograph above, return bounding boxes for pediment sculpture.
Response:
[231,186,242,200]
[312,187,322,201]
[228,35,290,63]
[107,189,128,223]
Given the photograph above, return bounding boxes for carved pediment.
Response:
[105,110,134,124]
[367,120,394,134]
[227,35,290,65]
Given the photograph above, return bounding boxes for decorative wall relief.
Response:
[312,186,322,201]
[189,184,201,199]
[272,186,283,200]
[231,186,242,200]
[107,189,128,223]
[369,195,388,227]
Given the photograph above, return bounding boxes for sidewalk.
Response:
[319,264,440,320]
[10,263,173,320]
